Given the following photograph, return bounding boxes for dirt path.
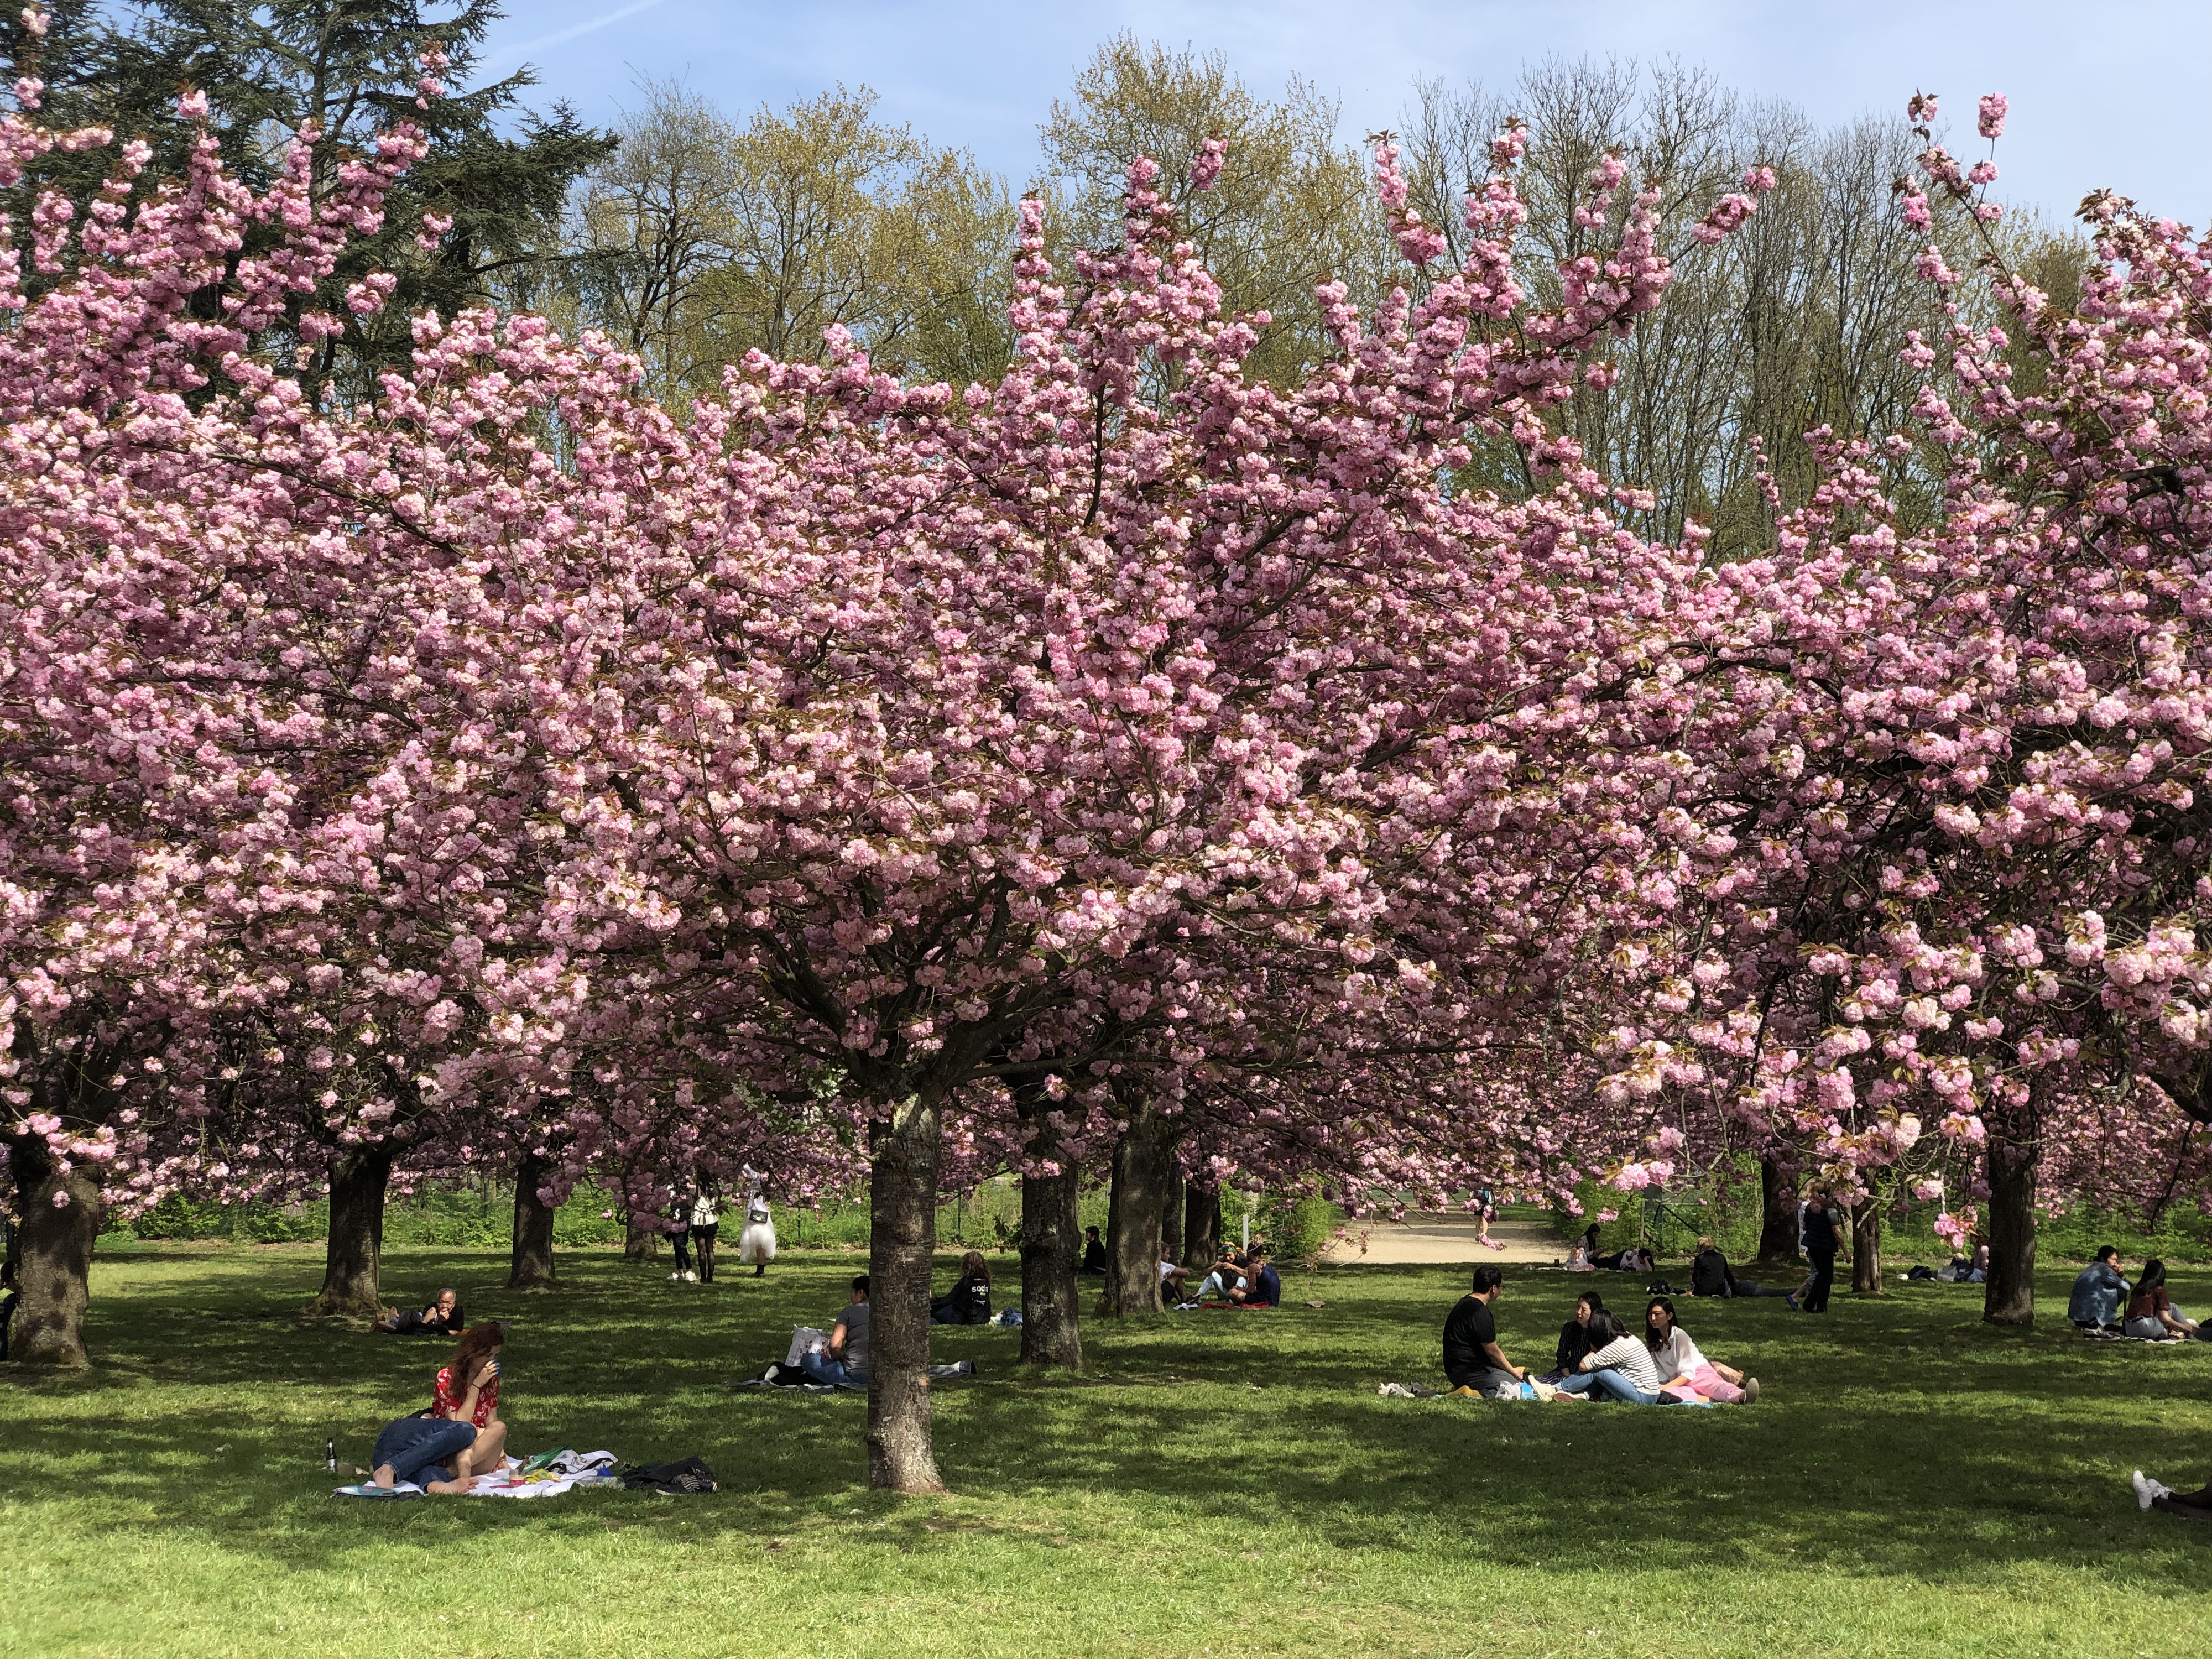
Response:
[1321,1206,1568,1266]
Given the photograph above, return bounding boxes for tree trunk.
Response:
[1183,1181,1221,1269]
[624,1215,661,1261]
[1161,1161,1185,1264]
[508,1150,558,1290]
[1850,1197,1882,1295]
[1019,1163,1082,1369]
[304,1142,395,1318]
[866,1090,948,1494]
[1100,1108,1170,1317]
[1756,1158,1799,1262]
[1983,1128,2038,1326]
[7,1138,101,1366]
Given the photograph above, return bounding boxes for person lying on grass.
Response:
[1645,1296,1760,1403]
[367,1411,505,1494]
[1442,1264,1526,1395]
[2133,1469,2212,1516]
[1552,1310,1679,1404]
[432,1323,507,1431]
[2123,1260,2199,1340]
[375,1287,463,1336]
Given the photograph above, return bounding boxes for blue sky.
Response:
[477,1,2209,228]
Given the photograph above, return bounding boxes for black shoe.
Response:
[754,1265,766,1277]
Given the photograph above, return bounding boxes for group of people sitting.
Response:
[1192,1244,1281,1307]
[2070,1247,2202,1340]
[1442,1265,1761,1404]
[366,1321,511,1493]
[1077,1225,1281,1307]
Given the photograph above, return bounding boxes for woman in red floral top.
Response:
[432,1323,506,1431]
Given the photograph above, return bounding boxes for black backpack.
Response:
[618,1456,718,1494]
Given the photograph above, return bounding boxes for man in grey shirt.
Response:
[800,1275,869,1387]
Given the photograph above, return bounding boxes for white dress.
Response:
[738,1193,776,1265]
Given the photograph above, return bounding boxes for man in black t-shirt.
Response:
[1442,1264,1524,1395]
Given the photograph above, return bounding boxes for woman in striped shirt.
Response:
[1552,1310,1678,1404]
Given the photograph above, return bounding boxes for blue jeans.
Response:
[1557,1369,1674,1405]
[798,1354,864,1389]
[371,1416,477,1485]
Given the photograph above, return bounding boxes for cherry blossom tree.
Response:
[1589,93,2212,1323]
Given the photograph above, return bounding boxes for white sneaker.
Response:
[2133,1470,2171,1510]
[684,1270,699,1283]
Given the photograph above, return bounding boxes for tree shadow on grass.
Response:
[8,1248,2211,1597]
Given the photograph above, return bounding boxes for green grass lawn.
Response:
[6,1241,2210,1659]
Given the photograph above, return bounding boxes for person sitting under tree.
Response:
[1080,1226,1107,1275]
[1645,1295,1760,1402]
[1562,1222,1601,1270]
[1197,1249,1250,1302]
[931,1251,994,1325]
[800,1276,870,1387]
[431,1324,507,1435]
[1244,1245,1282,1307]
[2123,1259,2199,1340]
[1442,1265,1526,1396]
[2069,1245,2129,1334]
[1552,1309,1678,1404]
[1543,1289,1604,1382]
[1688,1237,1792,1299]
[366,1322,509,1493]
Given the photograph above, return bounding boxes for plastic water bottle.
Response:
[325,1439,337,1472]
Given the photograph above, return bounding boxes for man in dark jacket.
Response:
[1692,1237,1793,1298]
[1794,1190,1849,1312]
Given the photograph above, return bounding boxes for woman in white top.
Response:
[737,1166,776,1277]
[1645,1296,1759,1403]
[688,1187,720,1282]
[1553,1310,1676,1403]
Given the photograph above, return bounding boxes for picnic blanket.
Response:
[332,1449,623,1499]
[729,1358,977,1394]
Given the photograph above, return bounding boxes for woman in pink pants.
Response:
[1645,1296,1761,1404]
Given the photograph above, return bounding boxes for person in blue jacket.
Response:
[2068,1245,2128,1333]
